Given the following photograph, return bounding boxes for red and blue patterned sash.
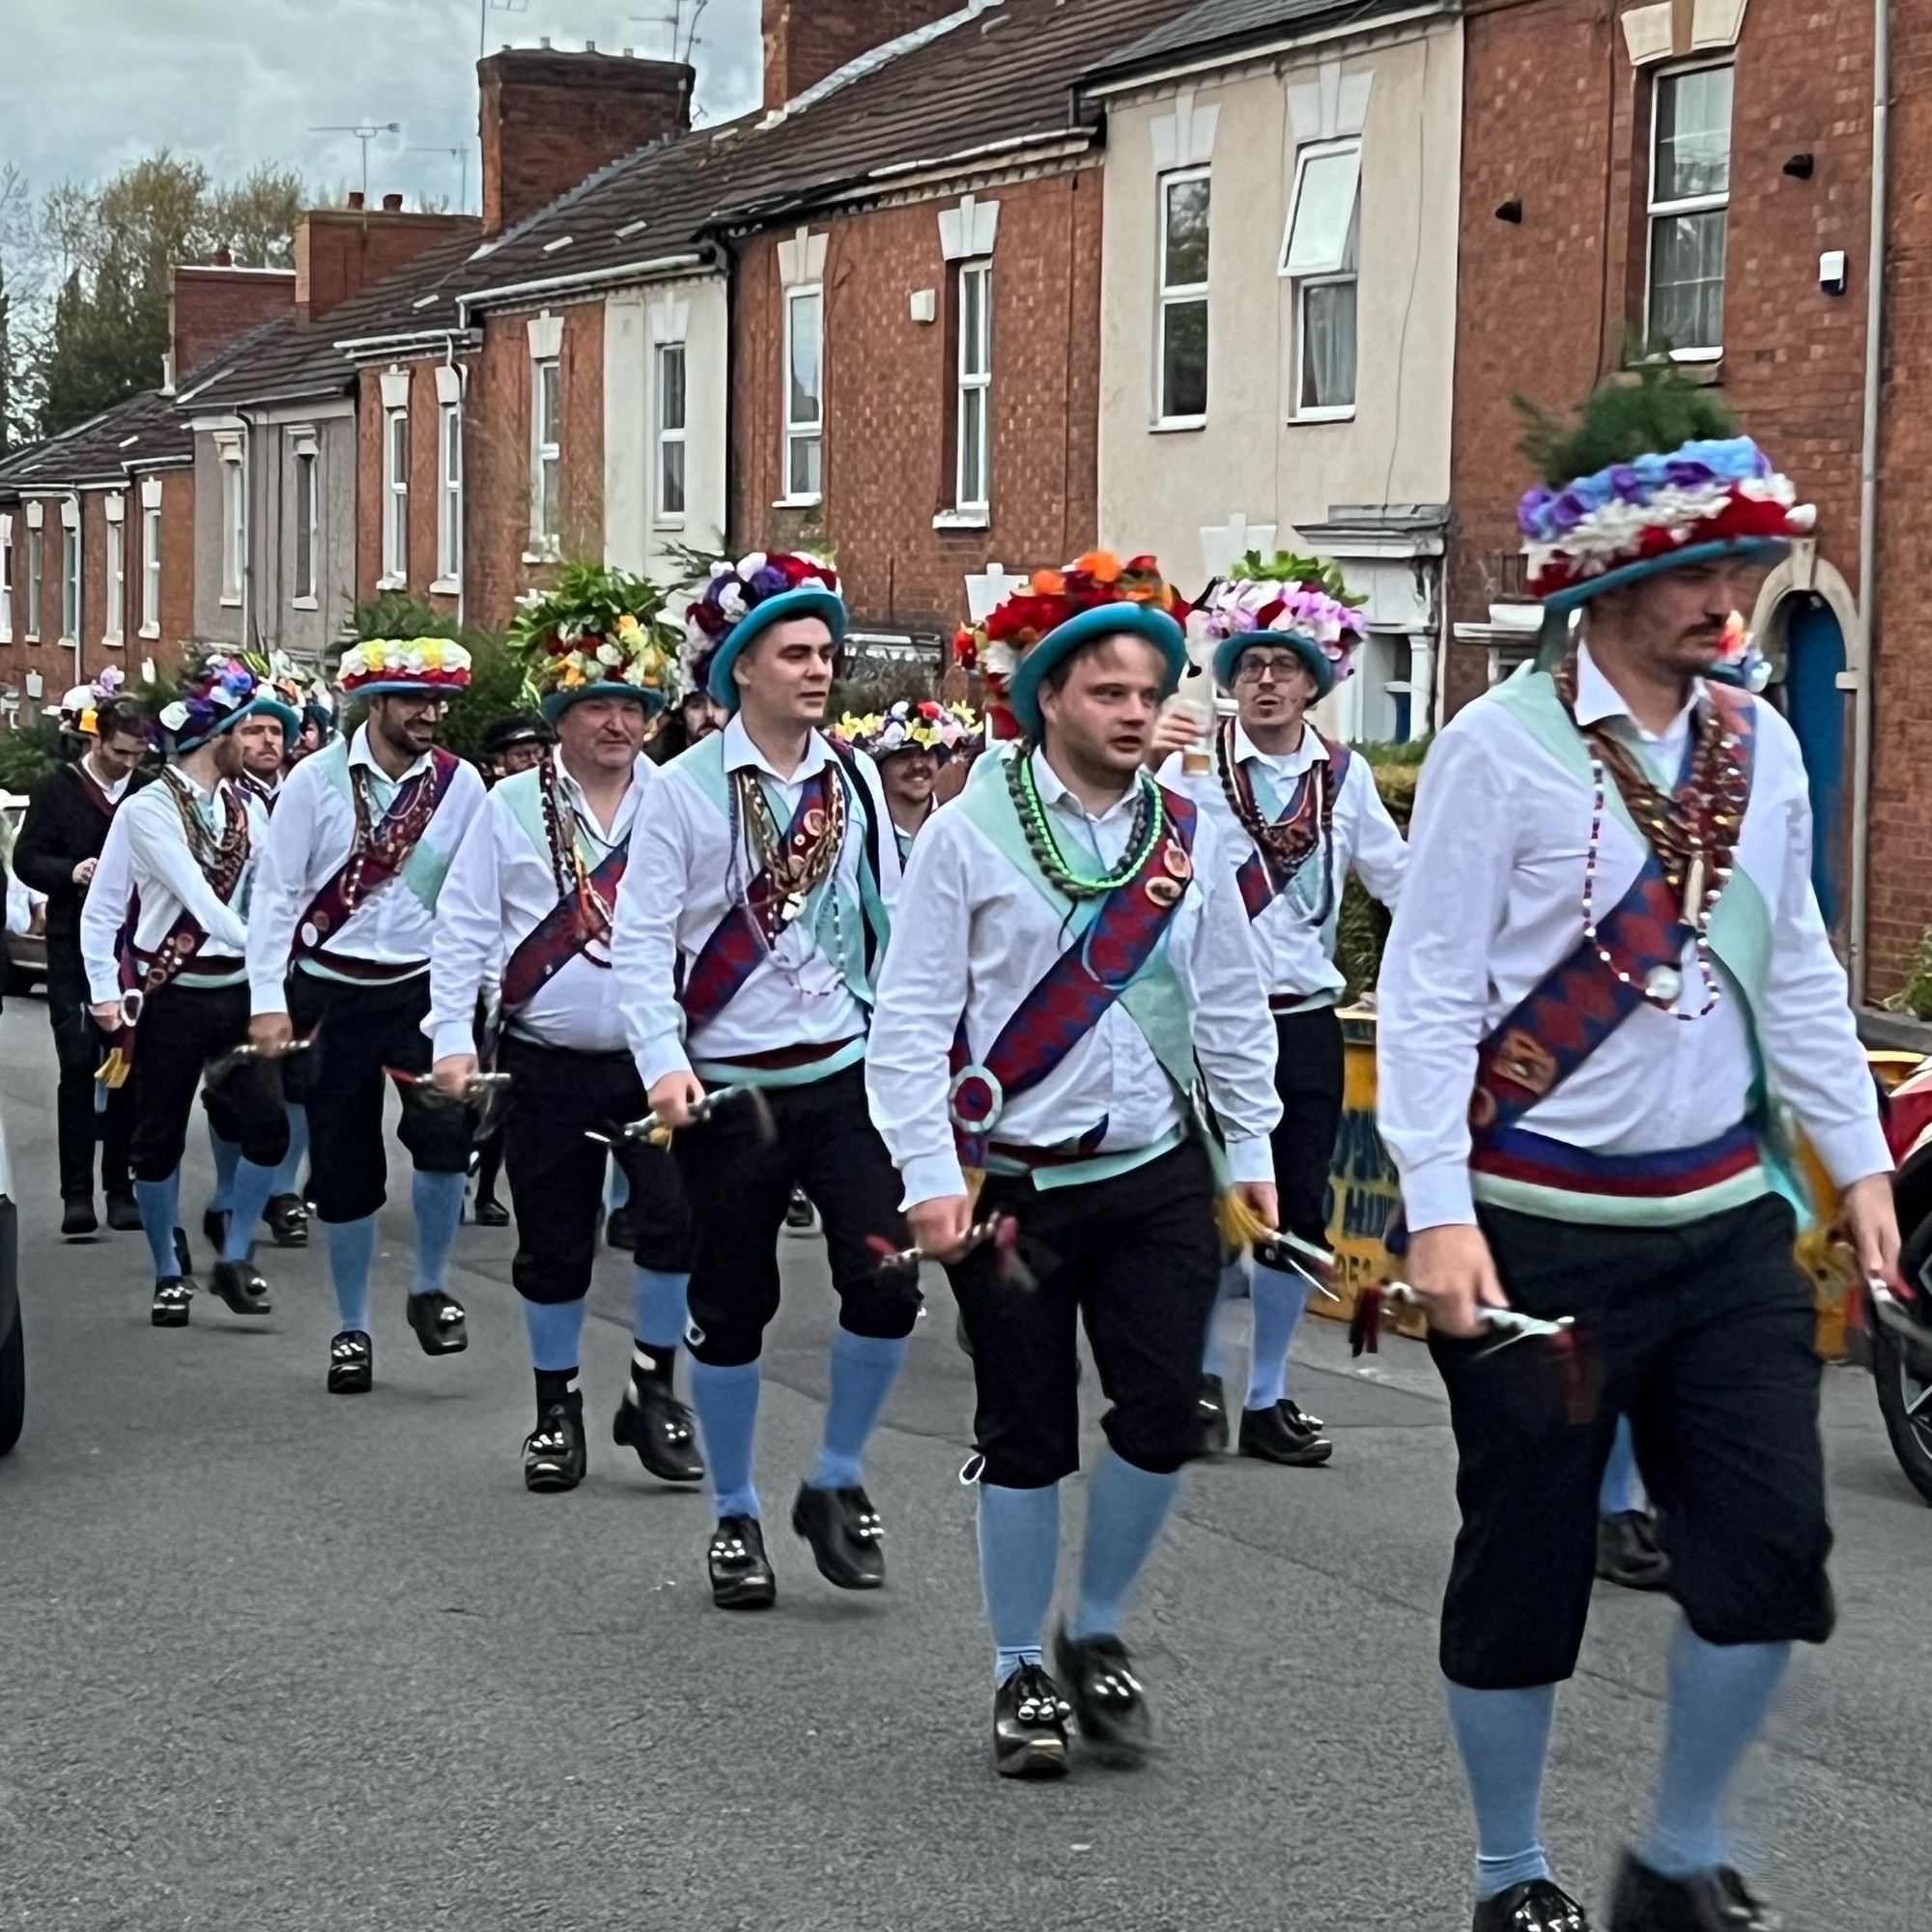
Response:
[295,747,460,954]
[949,789,1197,1169]
[501,839,629,1011]
[677,768,834,1034]
[1233,738,1350,922]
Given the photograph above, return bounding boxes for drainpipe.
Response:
[443,332,466,629]
[1851,0,1889,1006]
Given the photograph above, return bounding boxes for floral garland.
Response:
[831,698,982,762]
[1193,551,1367,685]
[508,561,683,708]
[158,654,266,743]
[1519,438,1814,602]
[60,665,127,735]
[683,550,839,694]
[338,636,473,696]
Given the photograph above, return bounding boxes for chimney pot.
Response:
[347,189,366,210]
[539,34,551,46]
[585,38,596,50]
[383,191,405,212]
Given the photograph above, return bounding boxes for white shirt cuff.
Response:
[431,1019,478,1061]
[1398,1158,1478,1232]
[900,1151,968,1209]
[87,968,120,1008]
[1224,1135,1274,1188]
[1807,1116,1894,1190]
[635,1038,694,1092]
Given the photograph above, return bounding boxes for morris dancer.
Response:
[79,659,298,1326]
[432,584,703,1492]
[14,679,147,1236]
[1160,555,1406,1468]
[614,551,911,1611]
[870,554,1279,1778]
[246,639,486,1393]
[1378,373,1897,1932]
[830,698,982,861]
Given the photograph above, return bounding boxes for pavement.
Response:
[1,993,1928,1932]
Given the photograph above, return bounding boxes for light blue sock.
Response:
[810,1327,908,1491]
[1444,1679,1557,1900]
[325,1213,378,1334]
[632,1267,690,1350]
[1246,1260,1315,1410]
[220,1159,280,1264]
[1639,1623,1792,1880]
[206,1126,240,1214]
[523,1297,589,1373]
[1202,1258,1246,1380]
[134,1173,182,1280]
[271,1103,308,1198]
[1068,1449,1180,1642]
[979,1482,1061,1685]
[1599,1416,1644,1518]
[411,1169,467,1295]
[689,1357,761,1519]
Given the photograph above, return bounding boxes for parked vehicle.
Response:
[1,790,49,995]
[1867,1059,1932,1504]
[0,1103,22,1457]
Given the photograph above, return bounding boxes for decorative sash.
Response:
[296,746,461,955]
[948,787,1199,1172]
[502,839,630,1011]
[1232,734,1351,923]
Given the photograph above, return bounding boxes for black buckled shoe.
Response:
[791,1481,886,1590]
[150,1277,194,1328]
[405,1291,469,1355]
[327,1330,373,1394]
[265,1193,309,1247]
[993,1663,1073,1779]
[1238,1400,1334,1467]
[1196,1374,1230,1455]
[1474,1877,1590,1931]
[1596,1511,1672,1592]
[1609,1852,1776,1931]
[1279,1395,1325,1434]
[105,1190,142,1233]
[208,1259,272,1317]
[524,1395,587,1492]
[612,1383,705,1484]
[1051,1626,1151,1768]
[708,1515,777,1609]
[473,1196,510,1229]
[62,1196,99,1239]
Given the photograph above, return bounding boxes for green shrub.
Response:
[0,720,64,797]
[1887,928,1932,1021]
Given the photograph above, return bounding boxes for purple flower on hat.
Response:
[749,563,789,602]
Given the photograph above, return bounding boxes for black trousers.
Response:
[498,1035,694,1305]
[128,981,289,1184]
[289,970,472,1225]
[671,1062,916,1368]
[1260,1005,1345,1252]
[1433,1193,1833,1690]
[950,1139,1222,1490]
[45,938,132,1200]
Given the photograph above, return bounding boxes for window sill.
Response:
[292,596,319,611]
[650,518,687,534]
[138,622,160,641]
[1150,416,1207,435]
[219,595,242,609]
[428,576,461,597]
[101,637,125,650]
[23,635,41,646]
[933,510,989,531]
[375,575,407,592]
[1291,407,1356,425]
[522,547,561,566]
[772,496,822,511]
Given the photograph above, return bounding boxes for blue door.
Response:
[1783,599,1847,930]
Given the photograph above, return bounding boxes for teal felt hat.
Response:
[705,586,848,711]
[539,679,669,724]
[1211,629,1337,700]
[1007,603,1187,738]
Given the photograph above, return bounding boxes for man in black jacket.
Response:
[13,701,151,1236]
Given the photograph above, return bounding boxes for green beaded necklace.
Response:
[1007,742,1166,899]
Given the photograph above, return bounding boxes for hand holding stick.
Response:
[1350,1279,1577,1358]
[585,1084,775,1150]
[866,1213,1036,1290]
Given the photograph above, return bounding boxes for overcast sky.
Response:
[0,0,761,215]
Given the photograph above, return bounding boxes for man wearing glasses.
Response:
[245,639,487,1394]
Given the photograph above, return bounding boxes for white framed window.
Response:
[1283,139,1363,419]
[528,357,561,557]
[218,438,245,606]
[60,524,80,644]
[383,408,409,585]
[26,527,43,639]
[141,499,162,639]
[103,515,125,645]
[1157,169,1210,426]
[437,400,463,586]
[292,435,319,606]
[782,286,823,503]
[1647,62,1733,358]
[0,517,13,643]
[954,262,992,517]
[655,341,688,525]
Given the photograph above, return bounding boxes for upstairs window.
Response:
[104,513,125,644]
[1284,139,1362,417]
[783,287,824,502]
[1157,169,1210,425]
[656,341,687,523]
[60,523,80,643]
[293,436,319,604]
[141,499,162,637]
[954,262,992,515]
[218,437,246,604]
[530,357,561,556]
[27,527,43,639]
[1647,63,1733,356]
[438,400,463,584]
[383,409,409,584]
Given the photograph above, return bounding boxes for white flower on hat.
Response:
[595,641,622,667]
[719,583,747,618]
[159,700,189,732]
[735,551,768,579]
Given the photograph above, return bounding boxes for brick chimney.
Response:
[294,205,479,327]
[762,0,959,110]
[478,47,695,239]
[168,261,295,385]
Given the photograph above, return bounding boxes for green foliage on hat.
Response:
[1514,359,1738,488]
[1233,550,1365,607]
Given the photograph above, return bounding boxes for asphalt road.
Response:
[2,995,1928,1932]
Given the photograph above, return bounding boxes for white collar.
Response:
[349,721,431,784]
[553,749,649,824]
[723,713,831,784]
[82,753,130,798]
[1235,719,1327,778]
[1572,640,1704,744]
[1028,746,1144,828]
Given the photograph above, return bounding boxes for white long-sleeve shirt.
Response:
[247,724,485,1014]
[1377,644,1889,1231]
[428,752,653,1059]
[80,770,262,1003]
[866,749,1281,1208]
[1162,723,1407,1002]
[614,716,901,1090]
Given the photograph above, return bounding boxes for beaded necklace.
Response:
[1007,746,1164,900]
[538,753,620,956]
[724,749,850,999]
[160,768,250,895]
[1553,651,1748,1020]
[1214,718,1335,923]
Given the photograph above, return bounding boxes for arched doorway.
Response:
[1782,597,1848,929]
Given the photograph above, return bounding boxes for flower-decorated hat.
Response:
[508,561,683,722]
[57,667,127,736]
[952,552,1186,739]
[684,551,844,712]
[1195,553,1368,699]
[1516,365,1813,612]
[831,697,983,764]
[158,652,300,753]
[337,635,474,701]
